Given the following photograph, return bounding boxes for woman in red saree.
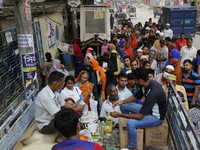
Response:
[75,70,94,109]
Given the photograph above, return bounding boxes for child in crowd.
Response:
[61,76,83,104]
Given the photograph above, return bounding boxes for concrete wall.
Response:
[0,19,16,30]
[33,13,65,60]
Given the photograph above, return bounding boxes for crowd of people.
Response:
[35,18,200,150]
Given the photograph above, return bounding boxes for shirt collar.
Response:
[116,85,127,92]
[46,85,56,99]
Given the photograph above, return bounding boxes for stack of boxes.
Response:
[119,117,169,149]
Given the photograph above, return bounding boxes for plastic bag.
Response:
[58,42,69,53]
[105,145,118,150]
[79,129,92,142]
[90,94,98,115]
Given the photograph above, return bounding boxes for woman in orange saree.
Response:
[75,70,94,109]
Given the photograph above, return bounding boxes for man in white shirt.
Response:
[116,73,133,100]
[164,23,173,39]
[180,38,197,67]
[100,83,122,126]
[35,71,84,134]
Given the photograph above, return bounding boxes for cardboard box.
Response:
[119,117,144,150]
[145,118,168,147]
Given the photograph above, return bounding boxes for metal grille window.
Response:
[0,21,44,115]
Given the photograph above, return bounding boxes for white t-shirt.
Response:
[35,85,65,130]
[116,85,133,100]
[164,28,173,39]
[100,97,122,124]
[180,46,197,67]
[61,86,82,103]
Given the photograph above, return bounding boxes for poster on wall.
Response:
[46,19,55,48]
[22,53,36,70]
[21,53,37,87]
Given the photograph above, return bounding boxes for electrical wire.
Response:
[33,0,63,26]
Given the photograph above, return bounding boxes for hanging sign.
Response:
[24,0,32,20]
[22,53,36,71]
[68,0,81,7]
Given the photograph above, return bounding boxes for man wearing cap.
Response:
[164,23,173,39]
[136,49,143,67]
[145,27,150,38]
[140,55,148,67]
[154,65,174,85]
[163,74,189,110]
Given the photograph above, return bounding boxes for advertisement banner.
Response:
[22,53,36,71]
[24,0,32,20]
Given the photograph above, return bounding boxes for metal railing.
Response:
[167,82,200,150]
[0,21,44,150]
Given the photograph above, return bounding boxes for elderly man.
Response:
[35,71,84,134]
[164,23,173,39]
[154,65,174,85]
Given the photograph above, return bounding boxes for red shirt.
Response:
[175,39,187,51]
[167,44,176,59]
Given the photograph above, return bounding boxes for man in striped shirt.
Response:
[182,59,200,108]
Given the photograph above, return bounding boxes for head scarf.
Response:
[108,43,116,52]
[170,58,182,85]
[85,47,94,60]
[50,59,69,78]
[119,40,125,48]
[73,38,82,57]
[130,33,138,49]
[110,50,118,72]
[89,58,106,92]
[165,49,180,67]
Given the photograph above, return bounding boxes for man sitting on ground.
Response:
[35,71,84,134]
[111,67,167,150]
[100,83,123,127]
[52,108,104,150]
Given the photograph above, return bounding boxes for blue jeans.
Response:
[120,103,163,148]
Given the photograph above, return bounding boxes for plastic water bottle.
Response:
[104,115,113,136]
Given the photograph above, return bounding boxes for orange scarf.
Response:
[170,59,182,85]
[75,71,94,109]
[89,58,106,93]
[130,33,138,49]
[124,47,134,60]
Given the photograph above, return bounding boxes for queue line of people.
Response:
[34,18,200,150]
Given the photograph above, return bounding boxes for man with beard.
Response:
[111,67,167,150]
[100,83,123,127]
[182,59,200,108]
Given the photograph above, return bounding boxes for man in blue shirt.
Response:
[52,108,104,150]
[182,59,200,108]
